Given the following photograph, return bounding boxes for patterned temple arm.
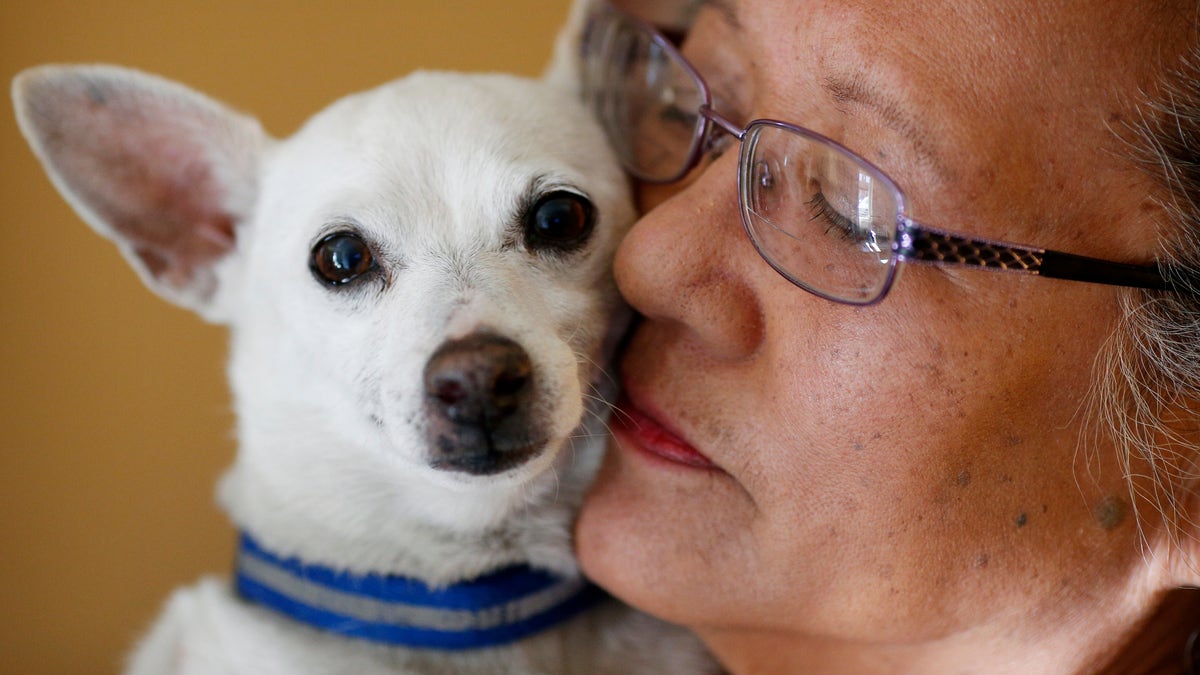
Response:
[896,220,1170,291]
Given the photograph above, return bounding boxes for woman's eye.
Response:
[523,192,595,253]
[310,232,375,286]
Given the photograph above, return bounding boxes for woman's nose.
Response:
[614,159,765,362]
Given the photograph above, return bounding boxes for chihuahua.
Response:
[13,25,713,675]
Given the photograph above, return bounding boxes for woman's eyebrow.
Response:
[822,72,950,179]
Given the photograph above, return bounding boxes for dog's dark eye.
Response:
[523,192,594,252]
[310,232,375,286]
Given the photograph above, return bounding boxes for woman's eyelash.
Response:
[808,191,858,239]
[660,104,698,128]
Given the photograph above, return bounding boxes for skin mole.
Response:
[1093,495,1130,531]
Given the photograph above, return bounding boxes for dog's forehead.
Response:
[257,71,606,247]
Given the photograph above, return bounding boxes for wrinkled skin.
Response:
[575,0,1200,672]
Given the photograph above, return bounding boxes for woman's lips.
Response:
[612,394,718,470]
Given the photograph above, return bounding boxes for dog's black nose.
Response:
[424,333,531,424]
[423,333,541,475]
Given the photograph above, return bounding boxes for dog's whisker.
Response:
[575,348,621,392]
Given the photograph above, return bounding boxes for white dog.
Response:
[12,19,714,675]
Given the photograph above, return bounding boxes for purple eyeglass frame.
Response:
[583,3,1172,305]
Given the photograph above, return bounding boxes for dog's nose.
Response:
[423,333,542,475]
[424,333,532,425]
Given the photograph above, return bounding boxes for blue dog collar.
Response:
[234,532,606,651]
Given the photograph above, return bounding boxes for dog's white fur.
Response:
[12,14,714,675]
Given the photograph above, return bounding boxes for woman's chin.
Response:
[574,432,748,630]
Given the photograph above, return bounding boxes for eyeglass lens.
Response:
[583,9,706,182]
[741,124,900,303]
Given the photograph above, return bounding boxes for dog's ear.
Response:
[542,0,596,93]
[12,64,269,321]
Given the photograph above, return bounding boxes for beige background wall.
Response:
[0,2,569,672]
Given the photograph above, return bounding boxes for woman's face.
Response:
[576,0,1183,658]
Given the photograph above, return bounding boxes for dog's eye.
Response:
[310,232,375,286]
[523,192,594,253]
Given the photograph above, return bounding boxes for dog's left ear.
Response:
[13,64,269,322]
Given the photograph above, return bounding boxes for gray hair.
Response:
[1091,41,1200,554]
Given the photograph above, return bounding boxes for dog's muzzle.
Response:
[423,332,546,475]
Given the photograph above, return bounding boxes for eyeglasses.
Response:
[580,3,1172,305]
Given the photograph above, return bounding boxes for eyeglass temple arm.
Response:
[897,221,1170,291]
